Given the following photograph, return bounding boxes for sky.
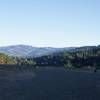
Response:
[0,0,100,47]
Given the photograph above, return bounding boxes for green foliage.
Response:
[5,55,15,64]
[0,53,15,64]
[0,46,100,69]
[33,46,100,69]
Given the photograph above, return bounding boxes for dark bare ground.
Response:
[0,66,100,100]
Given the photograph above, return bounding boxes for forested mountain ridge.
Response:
[0,45,75,57]
[34,45,100,68]
[0,45,100,69]
[0,44,99,57]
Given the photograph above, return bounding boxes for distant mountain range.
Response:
[0,45,75,57]
[0,45,99,57]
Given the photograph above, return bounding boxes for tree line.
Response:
[0,46,100,69]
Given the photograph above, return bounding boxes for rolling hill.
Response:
[0,44,99,57]
[0,45,75,57]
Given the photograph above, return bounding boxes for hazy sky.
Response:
[0,0,100,47]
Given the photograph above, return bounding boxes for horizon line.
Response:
[0,44,99,48]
